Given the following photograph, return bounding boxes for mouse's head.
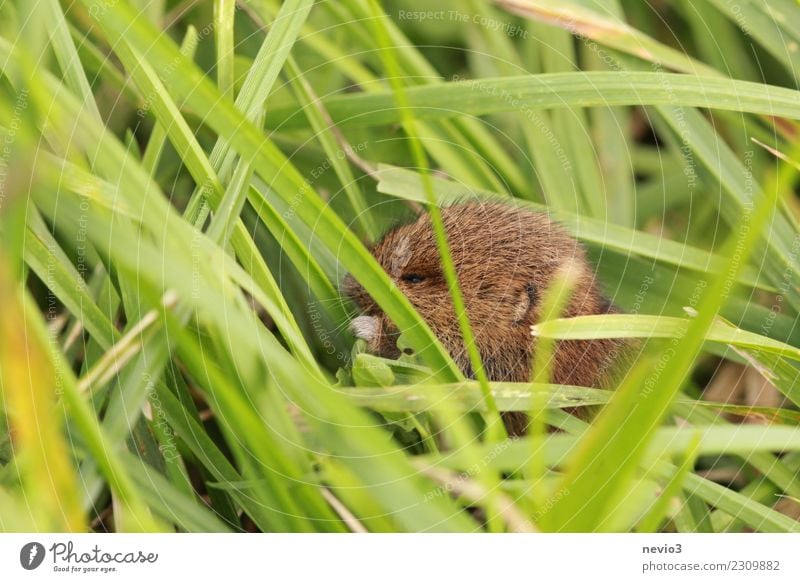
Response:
[342,202,607,378]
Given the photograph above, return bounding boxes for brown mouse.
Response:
[342,201,623,436]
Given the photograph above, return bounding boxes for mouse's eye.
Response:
[402,273,425,284]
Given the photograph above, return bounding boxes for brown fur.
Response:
[342,202,623,436]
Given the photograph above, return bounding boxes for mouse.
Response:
[342,201,623,436]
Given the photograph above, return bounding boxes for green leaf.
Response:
[264,73,800,130]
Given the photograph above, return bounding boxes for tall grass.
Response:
[0,0,798,532]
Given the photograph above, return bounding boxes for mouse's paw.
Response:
[350,315,379,345]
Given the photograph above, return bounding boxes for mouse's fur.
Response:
[342,202,623,436]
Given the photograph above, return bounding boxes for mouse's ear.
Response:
[512,283,537,325]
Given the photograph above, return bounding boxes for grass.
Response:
[0,0,799,532]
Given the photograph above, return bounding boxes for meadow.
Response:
[0,0,799,532]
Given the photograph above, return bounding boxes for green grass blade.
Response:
[366,0,504,438]
[540,132,787,531]
[265,73,800,130]
[70,0,462,379]
[214,0,236,100]
[497,0,720,76]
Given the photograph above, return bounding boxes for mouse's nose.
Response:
[350,315,379,344]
